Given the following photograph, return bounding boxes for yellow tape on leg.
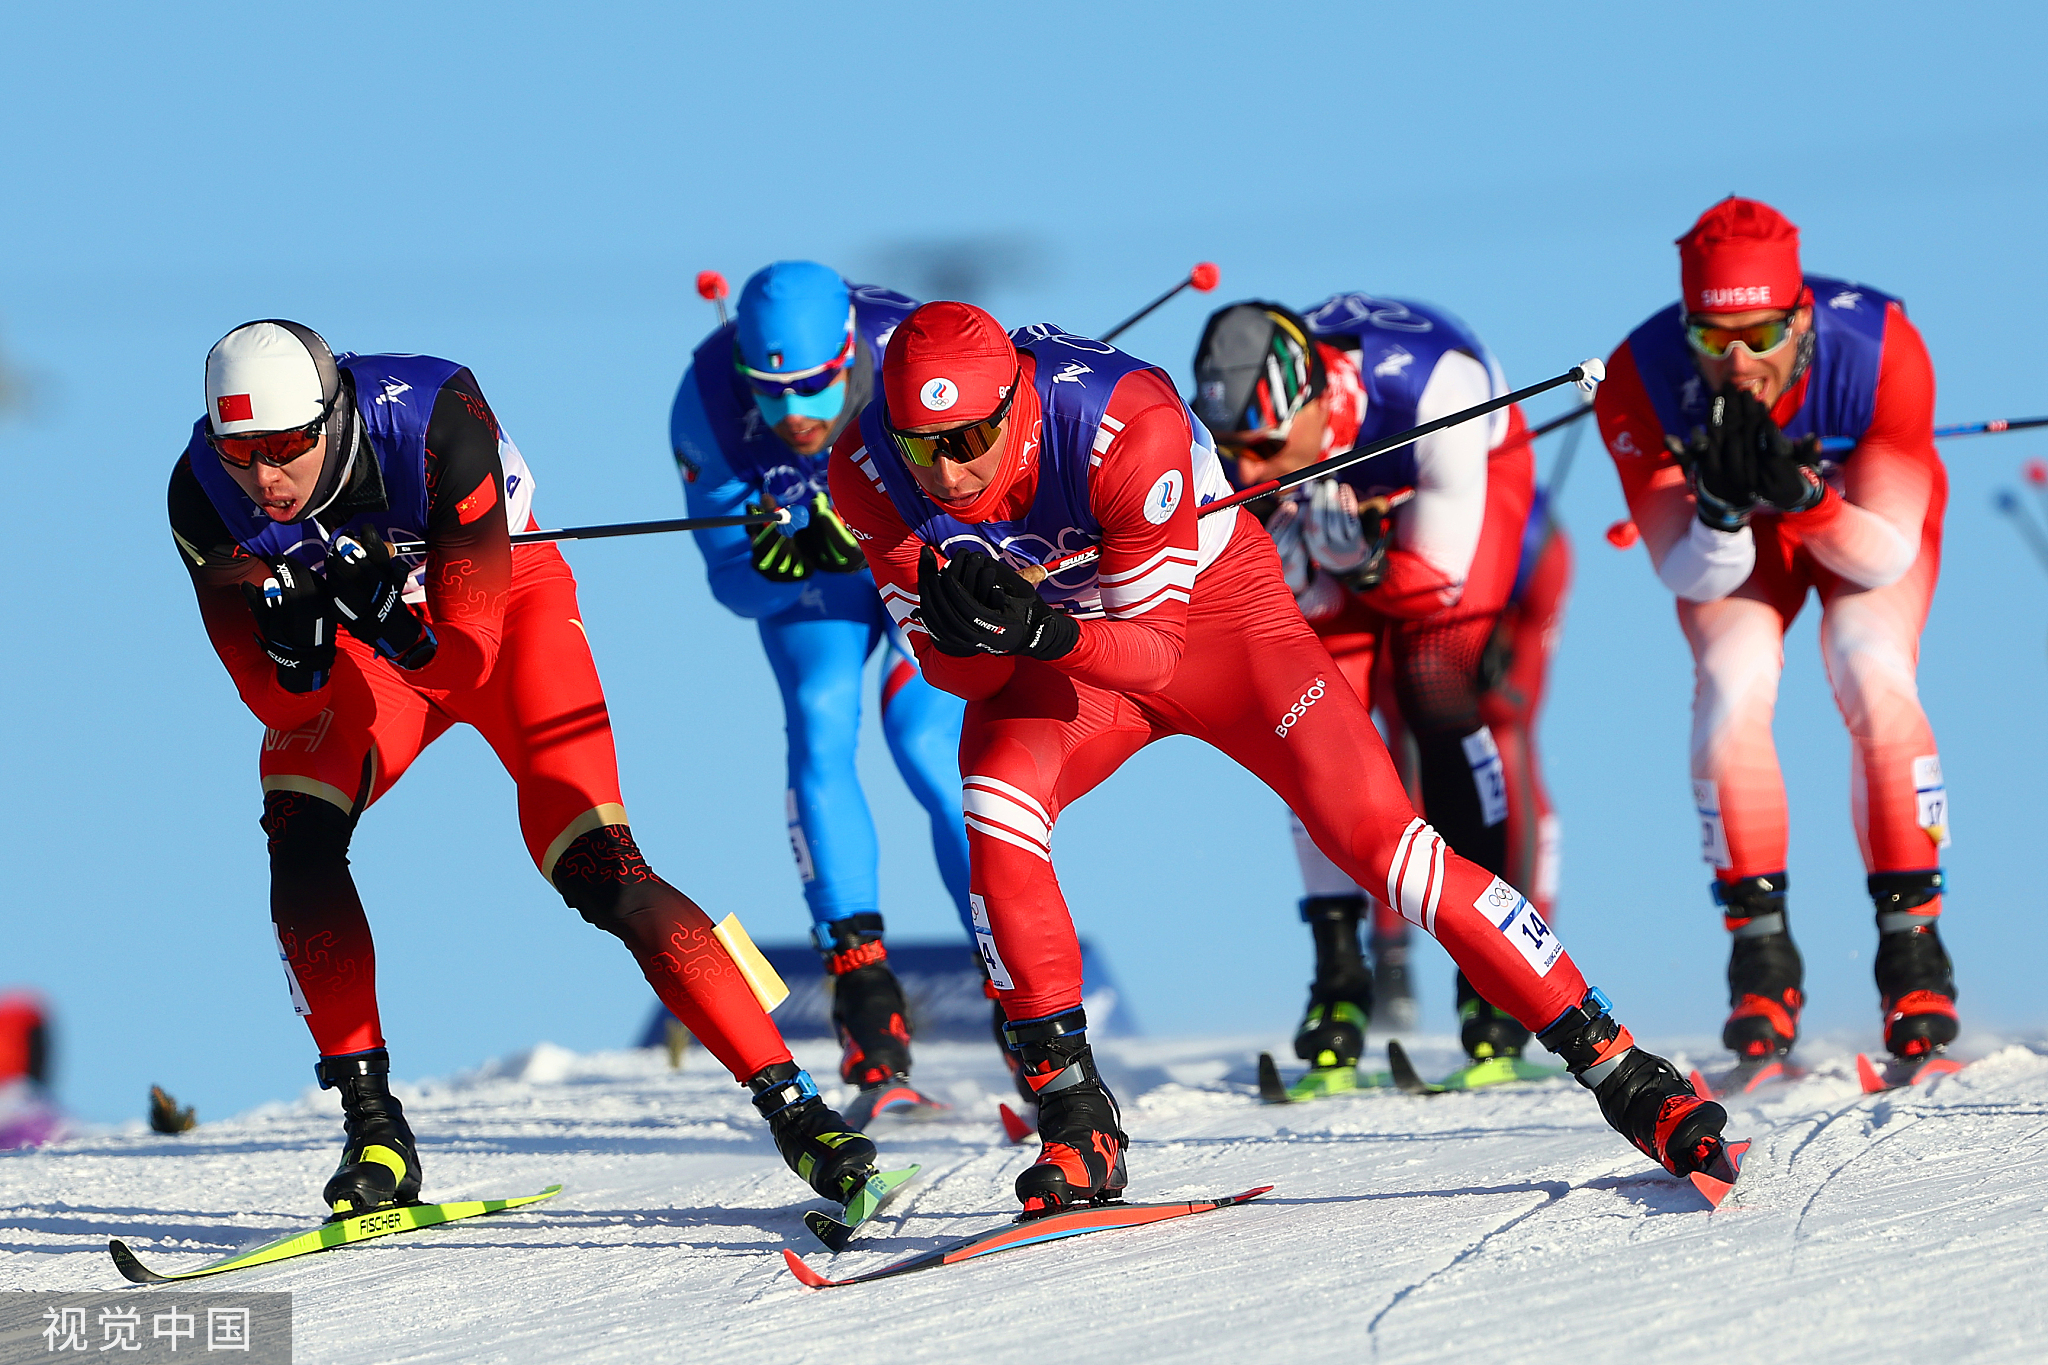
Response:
[713,913,789,1013]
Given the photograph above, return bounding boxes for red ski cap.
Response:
[1677,197,1803,315]
[883,302,1018,428]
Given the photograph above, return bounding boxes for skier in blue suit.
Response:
[670,262,974,1113]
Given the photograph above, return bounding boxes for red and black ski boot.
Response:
[819,915,914,1089]
[317,1049,423,1220]
[748,1062,878,1202]
[1540,989,1730,1178]
[1871,871,1959,1059]
[1455,970,1531,1062]
[1294,895,1375,1070]
[1006,1008,1128,1216]
[1716,874,1804,1061]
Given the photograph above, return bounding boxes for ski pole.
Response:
[1203,359,1604,518]
[1993,490,2048,577]
[697,270,731,326]
[1100,263,1221,344]
[1537,394,1596,506]
[1528,402,1595,442]
[1818,415,2048,454]
[387,508,787,557]
[2025,458,2048,528]
[1019,358,1604,582]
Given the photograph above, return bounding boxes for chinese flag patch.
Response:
[217,393,254,423]
[455,476,501,525]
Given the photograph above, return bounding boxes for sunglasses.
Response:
[737,314,858,399]
[207,402,333,470]
[888,375,1019,468]
[1216,425,1292,461]
[1685,308,1801,360]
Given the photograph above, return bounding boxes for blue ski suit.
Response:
[669,286,974,942]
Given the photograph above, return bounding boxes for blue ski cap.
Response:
[737,261,854,424]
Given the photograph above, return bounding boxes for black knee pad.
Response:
[552,824,661,934]
[261,791,354,882]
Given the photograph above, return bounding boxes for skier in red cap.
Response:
[1594,197,1957,1081]
[830,301,1729,1213]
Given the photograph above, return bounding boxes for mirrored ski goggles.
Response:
[888,377,1019,468]
[1214,423,1294,461]
[207,406,330,469]
[737,322,858,399]
[1685,308,1801,360]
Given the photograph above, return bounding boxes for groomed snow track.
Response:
[4,1033,2044,1363]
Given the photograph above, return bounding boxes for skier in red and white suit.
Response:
[830,301,1724,1212]
[1595,197,1958,1068]
[1191,299,1568,1080]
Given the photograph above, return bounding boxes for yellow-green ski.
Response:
[1256,1052,1392,1104]
[108,1185,562,1284]
[804,1166,920,1253]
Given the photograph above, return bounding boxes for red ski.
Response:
[998,1102,1034,1144]
[1856,1052,1964,1094]
[783,1186,1274,1289]
[1688,1057,1805,1102]
[1688,1139,1750,1209]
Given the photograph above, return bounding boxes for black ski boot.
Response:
[1007,1008,1128,1215]
[1540,989,1729,1177]
[1294,895,1375,1070]
[1456,971,1531,1061]
[1871,871,1958,1059]
[748,1062,877,1203]
[1370,924,1419,1034]
[317,1050,422,1220]
[1716,874,1804,1060]
[819,915,913,1089]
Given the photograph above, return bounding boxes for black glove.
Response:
[1667,392,1761,532]
[1344,501,1391,590]
[748,503,811,582]
[791,493,865,574]
[327,530,438,670]
[1718,388,1824,513]
[240,557,334,693]
[917,545,1080,661]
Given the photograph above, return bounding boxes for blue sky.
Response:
[4,2,2046,1123]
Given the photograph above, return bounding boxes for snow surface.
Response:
[4,1030,2047,1364]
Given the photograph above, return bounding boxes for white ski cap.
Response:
[204,320,337,435]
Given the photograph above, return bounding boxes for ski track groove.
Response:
[1362,1179,1570,1348]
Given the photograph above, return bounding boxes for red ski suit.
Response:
[830,358,1590,1030]
[173,378,789,1083]
[1596,304,1948,887]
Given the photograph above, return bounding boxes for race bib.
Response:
[1694,779,1732,869]
[1463,727,1508,827]
[970,894,1014,990]
[1913,755,1951,850]
[1477,877,1563,977]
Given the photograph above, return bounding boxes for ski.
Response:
[1387,1040,1564,1095]
[1689,1057,1806,1102]
[784,1185,1275,1289]
[998,1102,1034,1143]
[1256,1052,1392,1104]
[1689,1139,1750,1209]
[802,1166,920,1253]
[107,1185,562,1284]
[844,1082,950,1131]
[1856,1052,1965,1094]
